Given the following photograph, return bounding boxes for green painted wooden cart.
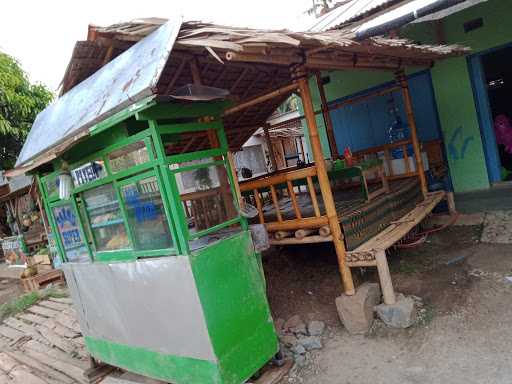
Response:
[12,21,279,383]
[36,99,278,384]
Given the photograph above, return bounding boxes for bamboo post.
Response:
[375,249,396,305]
[396,70,428,197]
[227,152,243,208]
[315,72,339,159]
[446,192,456,215]
[319,225,331,237]
[297,73,355,295]
[263,124,278,172]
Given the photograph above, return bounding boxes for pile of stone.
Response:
[275,315,325,369]
[336,282,418,334]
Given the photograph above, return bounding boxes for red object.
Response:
[344,147,353,166]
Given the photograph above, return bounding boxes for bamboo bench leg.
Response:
[375,249,396,305]
[446,191,457,215]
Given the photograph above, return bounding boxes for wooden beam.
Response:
[190,59,202,85]
[396,70,428,197]
[101,45,114,66]
[223,82,298,117]
[230,68,250,93]
[165,59,188,93]
[263,124,278,172]
[297,72,355,296]
[315,72,339,159]
[375,249,396,305]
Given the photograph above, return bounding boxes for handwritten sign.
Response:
[124,188,157,223]
[53,205,88,262]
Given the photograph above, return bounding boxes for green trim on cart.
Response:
[84,336,222,384]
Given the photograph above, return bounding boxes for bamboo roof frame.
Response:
[56,18,469,154]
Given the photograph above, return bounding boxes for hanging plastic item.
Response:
[387,95,413,159]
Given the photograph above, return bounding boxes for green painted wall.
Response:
[299,0,512,192]
[404,0,512,192]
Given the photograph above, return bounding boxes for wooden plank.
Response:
[24,341,88,370]
[3,319,47,345]
[35,326,75,354]
[5,350,74,384]
[27,306,60,319]
[47,298,72,305]
[0,371,10,384]
[17,314,47,326]
[0,326,24,342]
[254,360,293,384]
[10,366,49,384]
[38,301,69,312]
[0,352,19,373]
[54,313,81,334]
[22,349,87,384]
[41,319,79,339]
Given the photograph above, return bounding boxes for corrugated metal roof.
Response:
[308,0,398,32]
[15,18,182,168]
[412,0,487,22]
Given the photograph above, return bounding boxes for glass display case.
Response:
[82,184,130,252]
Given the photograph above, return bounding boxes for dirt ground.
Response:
[263,224,512,384]
[0,278,24,307]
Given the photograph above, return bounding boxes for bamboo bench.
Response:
[345,190,446,305]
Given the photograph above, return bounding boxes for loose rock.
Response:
[284,315,303,330]
[335,282,381,334]
[307,320,325,336]
[284,315,307,335]
[291,344,306,355]
[375,293,416,328]
[280,334,298,347]
[298,336,322,351]
[274,318,285,333]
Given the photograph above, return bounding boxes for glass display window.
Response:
[172,160,239,240]
[82,184,130,252]
[119,176,173,251]
[108,141,149,173]
[52,204,90,263]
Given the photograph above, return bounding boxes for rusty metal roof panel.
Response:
[15,18,182,168]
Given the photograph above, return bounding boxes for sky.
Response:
[0,0,315,92]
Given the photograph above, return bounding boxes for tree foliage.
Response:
[0,52,53,169]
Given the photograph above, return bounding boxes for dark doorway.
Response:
[481,46,512,181]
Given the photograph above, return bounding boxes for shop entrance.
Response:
[470,44,512,183]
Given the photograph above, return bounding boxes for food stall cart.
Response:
[13,20,277,384]
[12,16,468,382]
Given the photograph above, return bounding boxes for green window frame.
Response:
[151,119,247,251]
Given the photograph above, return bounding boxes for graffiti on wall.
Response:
[448,126,474,160]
